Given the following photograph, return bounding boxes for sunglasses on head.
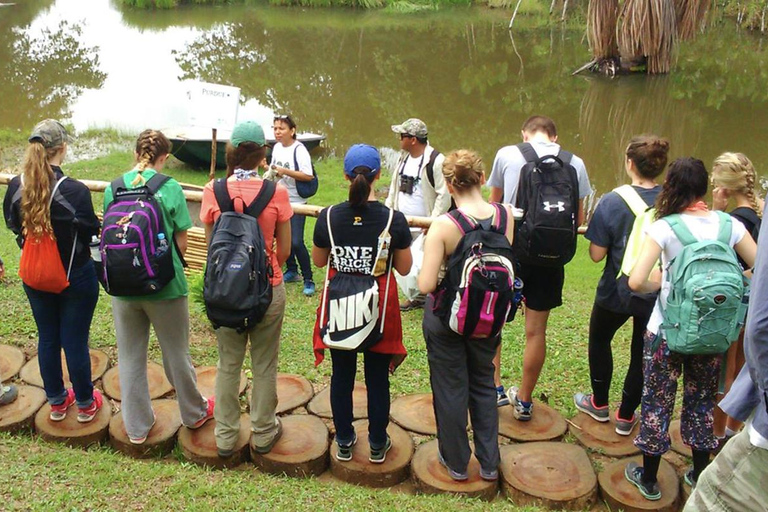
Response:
[274,114,290,120]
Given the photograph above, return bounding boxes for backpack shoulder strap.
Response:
[213,179,235,213]
[614,185,648,217]
[110,176,127,199]
[425,149,441,188]
[556,149,574,166]
[144,173,172,195]
[446,209,478,235]
[663,214,698,246]
[491,202,509,234]
[244,179,276,219]
[293,144,300,172]
[516,142,538,164]
[715,211,733,245]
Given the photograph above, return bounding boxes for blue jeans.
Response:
[286,213,313,283]
[24,260,99,407]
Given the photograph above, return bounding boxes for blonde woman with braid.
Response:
[3,120,102,422]
[103,130,213,445]
[711,152,764,440]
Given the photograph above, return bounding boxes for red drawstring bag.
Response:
[17,176,76,294]
[19,231,70,293]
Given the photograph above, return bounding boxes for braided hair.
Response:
[712,152,763,218]
[132,129,172,186]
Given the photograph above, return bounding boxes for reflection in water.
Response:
[0,11,105,130]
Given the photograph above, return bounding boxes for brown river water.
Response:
[2,0,767,204]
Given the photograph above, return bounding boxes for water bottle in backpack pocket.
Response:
[435,204,517,340]
[659,212,749,355]
[99,173,175,296]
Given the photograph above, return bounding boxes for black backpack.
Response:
[513,142,580,267]
[100,173,175,296]
[203,179,275,332]
[433,204,517,339]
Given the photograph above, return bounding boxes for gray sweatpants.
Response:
[112,296,208,439]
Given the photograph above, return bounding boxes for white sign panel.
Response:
[187,81,240,132]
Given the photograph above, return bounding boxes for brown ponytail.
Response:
[132,129,172,186]
[442,149,484,193]
[348,168,374,208]
[655,157,709,219]
[21,142,59,236]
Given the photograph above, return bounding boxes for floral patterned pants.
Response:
[634,330,722,455]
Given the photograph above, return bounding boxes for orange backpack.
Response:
[18,177,76,293]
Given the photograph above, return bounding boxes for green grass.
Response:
[0,147,632,510]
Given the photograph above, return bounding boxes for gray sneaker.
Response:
[573,392,610,422]
[369,435,392,464]
[624,461,661,501]
[336,432,357,462]
[438,450,468,481]
[508,386,533,421]
[0,384,19,407]
[480,467,499,481]
[497,386,510,407]
[252,418,283,454]
[614,411,639,436]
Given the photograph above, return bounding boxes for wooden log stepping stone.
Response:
[390,393,437,435]
[0,344,25,381]
[500,442,597,510]
[276,373,314,414]
[251,414,329,477]
[178,413,251,468]
[101,362,173,401]
[411,439,498,501]
[329,419,413,488]
[0,385,46,433]
[195,366,247,400]
[498,400,567,442]
[669,419,689,456]
[34,395,111,448]
[19,348,110,389]
[569,412,640,457]
[307,381,367,419]
[598,455,679,512]
[109,399,181,458]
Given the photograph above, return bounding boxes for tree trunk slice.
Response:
[276,373,314,414]
[109,399,181,458]
[19,348,110,389]
[390,393,437,436]
[498,400,567,442]
[411,439,498,501]
[0,385,46,433]
[0,344,25,381]
[500,442,597,510]
[195,366,247,400]
[178,413,250,469]
[329,419,414,488]
[307,381,367,420]
[34,397,111,448]
[598,455,680,512]
[101,362,173,402]
[251,414,329,477]
[569,412,640,457]
[669,419,689,456]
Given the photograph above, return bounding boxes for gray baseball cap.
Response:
[28,119,72,148]
[391,118,428,138]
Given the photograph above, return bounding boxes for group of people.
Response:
[1,114,767,511]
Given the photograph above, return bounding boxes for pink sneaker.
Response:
[77,390,104,423]
[128,412,157,445]
[188,397,215,429]
[49,389,75,421]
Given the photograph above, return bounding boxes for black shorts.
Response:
[516,263,565,312]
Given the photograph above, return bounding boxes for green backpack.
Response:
[660,211,749,355]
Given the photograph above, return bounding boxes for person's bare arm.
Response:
[489,186,503,203]
[589,243,608,263]
[392,247,413,276]
[203,224,213,246]
[418,220,448,294]
[735,232,757,270]
[578,200,586,227]
[275,220,291,266]
[174,230,188,256]
[312,246,330,268]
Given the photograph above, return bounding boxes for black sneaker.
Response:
[624,461,662,501]
[369,435,392,464]
[336,432,357,462]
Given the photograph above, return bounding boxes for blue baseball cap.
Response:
[343,144,380,179]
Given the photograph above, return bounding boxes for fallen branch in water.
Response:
[572,59,597,75]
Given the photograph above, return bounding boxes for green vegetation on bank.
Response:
[0,145,623,510]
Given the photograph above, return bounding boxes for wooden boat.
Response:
[162,126,325,169]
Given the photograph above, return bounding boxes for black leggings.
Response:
[588,301,648,419]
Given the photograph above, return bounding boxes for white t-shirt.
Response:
[396,153,428,219]
[487,141,593,204]
[645,211,747,334]
[271,140,313,204]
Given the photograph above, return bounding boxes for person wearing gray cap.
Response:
[386,118,452,311]
[3,119,103,422]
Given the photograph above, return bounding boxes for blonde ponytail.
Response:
[712,152,763,218]
[20,142,58,236]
